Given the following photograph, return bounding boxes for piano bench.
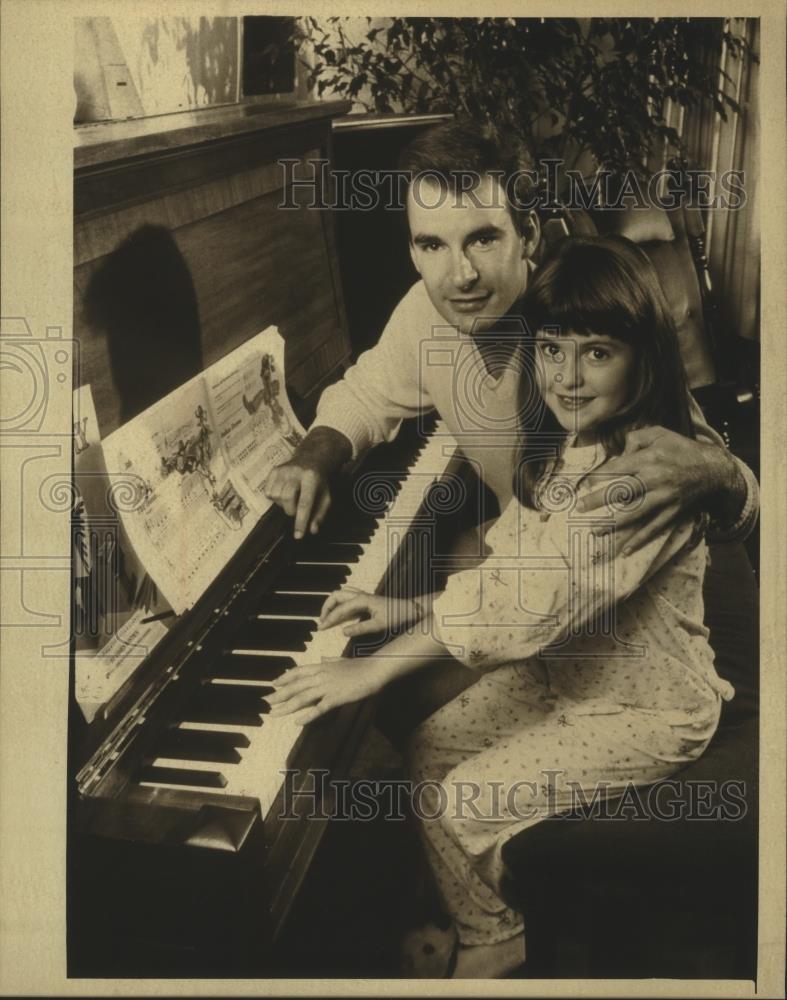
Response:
[499,541,759,979]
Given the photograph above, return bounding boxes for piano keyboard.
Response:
[137,422,456,817]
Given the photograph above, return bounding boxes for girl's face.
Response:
[536,330,636,446]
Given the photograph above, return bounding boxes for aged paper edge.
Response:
[0,0,784,996]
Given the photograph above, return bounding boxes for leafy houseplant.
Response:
[296,17,753,200]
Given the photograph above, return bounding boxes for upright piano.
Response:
[69,102,460,976]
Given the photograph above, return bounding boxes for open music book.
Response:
[74,327,304,719]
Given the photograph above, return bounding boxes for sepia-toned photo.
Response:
[1,4,784,996]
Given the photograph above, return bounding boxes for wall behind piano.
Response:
[74,16,239,123]
[74,16,307,125]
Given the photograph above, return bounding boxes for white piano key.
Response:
[178,720,259,735]
[228,649,294,658]
[293,560,349,567]
[252,613,316,621]
[207,678,277,688]
[231,648,307,658]
[139,780,229,795]
[150,756,239,773]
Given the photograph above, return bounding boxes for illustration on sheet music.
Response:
[205,327,304,503]
[100,327,305,616]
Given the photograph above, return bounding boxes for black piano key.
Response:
[318,509,377,543]
[335,525,374,544]
[213,653,295,681]
[197,684,271,710]
[137,764,228,789]
[254,593,327,617]
[180,685,270,727]
[181,705,265,727]
[235,618,317,650]
[154,728,249,764]
[292,541,364,564]
[275,564,350,592]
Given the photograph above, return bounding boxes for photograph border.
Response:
[1,1,784,996]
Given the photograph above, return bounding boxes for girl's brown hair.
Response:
[515,235,696,508]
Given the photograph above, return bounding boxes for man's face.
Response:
[407,175,536,335]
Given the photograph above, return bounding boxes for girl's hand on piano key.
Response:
[266,657,390,725]
[319,588,424,636]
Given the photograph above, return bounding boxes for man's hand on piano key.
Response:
[266,657,390,725]
[318,587,424,637]
[263,427,352,539]
[263,462,331,539]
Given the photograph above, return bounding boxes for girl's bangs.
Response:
[525,245,645,343]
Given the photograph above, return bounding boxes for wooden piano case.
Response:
[68,99,387,977]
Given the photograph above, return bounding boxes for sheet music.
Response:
[101,328,304,614]
[204,327,304,510]
[74,611,169,724]
[102,371,253,613]
[73,384,172,720]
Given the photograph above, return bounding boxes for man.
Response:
[264,119,757,549]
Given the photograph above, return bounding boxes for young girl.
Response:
[266,236,734,978]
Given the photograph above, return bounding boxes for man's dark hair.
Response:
[398,117,537,234]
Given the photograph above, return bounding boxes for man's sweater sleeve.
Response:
[310,283,436,460]
[689,394,759,542]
